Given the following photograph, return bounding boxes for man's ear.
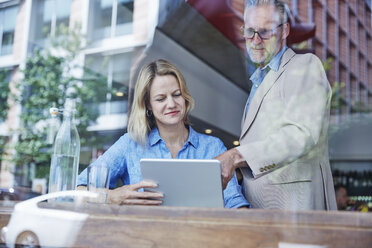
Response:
[282,22,290,40]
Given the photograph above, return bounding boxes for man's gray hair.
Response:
[244,0,289,24]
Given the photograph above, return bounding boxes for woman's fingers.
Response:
[130,190,163,199]
[108,181,163,205]
[130,180,158,191]
[122,198,163,205]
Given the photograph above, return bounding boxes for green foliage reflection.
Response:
[12,25,111,182]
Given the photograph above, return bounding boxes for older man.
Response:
[216,0,337,210]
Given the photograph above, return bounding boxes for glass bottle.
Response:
[333,170,339,186]
[48,98,80,195]
[368,171,372,187]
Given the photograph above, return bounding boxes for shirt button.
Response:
[255,84,259,87]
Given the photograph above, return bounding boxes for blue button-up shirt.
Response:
[78,126,249,208]
[245,46,288,118]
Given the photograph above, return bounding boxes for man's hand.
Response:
[215,148,247,189]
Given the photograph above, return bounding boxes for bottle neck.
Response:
[63,109,75,122]
[63,98,76,121]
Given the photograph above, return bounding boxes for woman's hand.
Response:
[108,180,163,205]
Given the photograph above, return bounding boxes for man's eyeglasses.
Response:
[240,23,284,40]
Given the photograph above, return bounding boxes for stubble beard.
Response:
[247,48,269,66]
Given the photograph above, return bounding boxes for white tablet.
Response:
[140,158,224,208]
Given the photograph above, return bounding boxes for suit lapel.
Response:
[240,48,296,139]
[241,94,250,129]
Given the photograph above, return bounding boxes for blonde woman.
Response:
[77,59,249,208]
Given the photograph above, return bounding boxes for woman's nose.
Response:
[167,97,176,107]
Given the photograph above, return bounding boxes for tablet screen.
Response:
[140,158,224,208]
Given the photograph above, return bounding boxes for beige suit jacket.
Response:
[236,48,337,210]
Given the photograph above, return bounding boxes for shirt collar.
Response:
[148,127,162,146]
[249,45,288,83]
[265,45,288,72]
[187,126,199,148]
[148,126,199,148]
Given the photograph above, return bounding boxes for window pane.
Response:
[55,0,72,29]
[111,53,131,103]
[84,52,131,115]
[34,0,53,40]
[92,0,114,40]
[1,32,14,55]
[85,54,110,81]
[85,54,110,115]
[34,0,71,42]
[115,0,134,36]
[1,6,18,55]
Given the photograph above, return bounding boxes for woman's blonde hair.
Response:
[128,59,194,145]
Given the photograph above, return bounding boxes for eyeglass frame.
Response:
[240,23,286,40]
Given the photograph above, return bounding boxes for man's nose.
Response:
[252,33,263,44]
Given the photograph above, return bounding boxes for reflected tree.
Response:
[0,69,10,122]
[0,70,11,169]
[11,24,111,185]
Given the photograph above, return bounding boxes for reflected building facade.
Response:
[288,0,372,122]
[0,0,153,188]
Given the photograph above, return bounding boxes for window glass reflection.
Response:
[0,6,18,55]
[116,0,134,37]
[111,53,131,102]
[91,0,133,40]
[34,0,72,43]
[84,52,131,116]
[92,0,113,40]
[34,0,53,40]
[55,0,72,32]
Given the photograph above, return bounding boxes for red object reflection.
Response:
[186,0,316,50]
[186,0,242,46]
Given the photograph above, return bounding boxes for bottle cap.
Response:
[50,108,59,117]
